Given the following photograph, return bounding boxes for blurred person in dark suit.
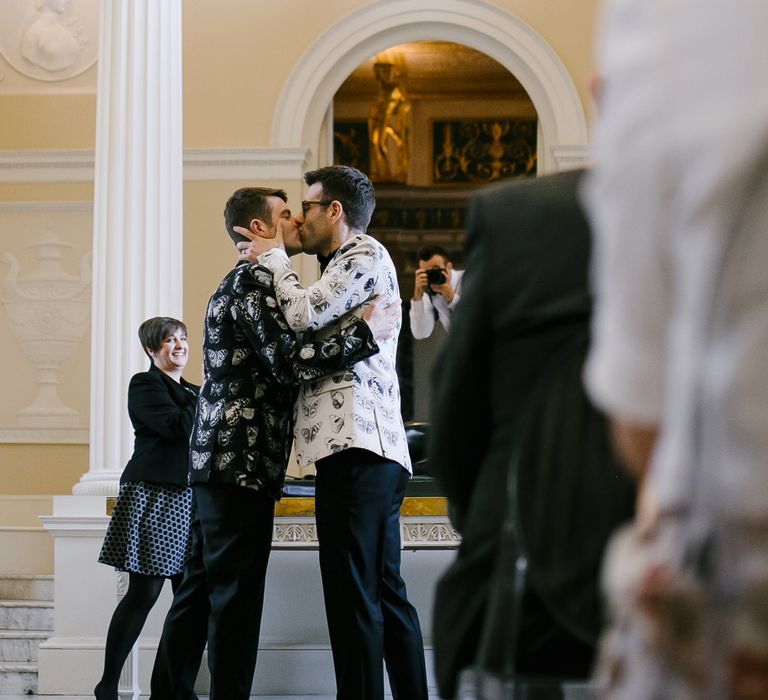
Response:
[428,169,634,698]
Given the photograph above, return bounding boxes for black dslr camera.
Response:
[426,267,447,286]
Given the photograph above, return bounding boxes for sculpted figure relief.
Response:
[21,0,84,73]
[368,61,411,183]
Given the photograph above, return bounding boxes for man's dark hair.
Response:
[138,316,187,358]
[223,187,287,245]
[418,245,451,263]
[304,166,375,231]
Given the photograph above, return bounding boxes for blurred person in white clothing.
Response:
[584,0,768,698]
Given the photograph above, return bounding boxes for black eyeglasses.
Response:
[301,200,333,217]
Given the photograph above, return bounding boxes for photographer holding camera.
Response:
[410,245,463,339]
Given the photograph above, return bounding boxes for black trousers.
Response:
[315,449,428,700]
[150,500,208,700]
[150,483,274,700]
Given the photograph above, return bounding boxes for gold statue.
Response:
[368,61,411,183]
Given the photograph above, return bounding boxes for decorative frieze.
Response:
[401,518,460,548]
[273,519,319,548]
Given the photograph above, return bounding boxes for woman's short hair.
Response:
[138,316,187,357]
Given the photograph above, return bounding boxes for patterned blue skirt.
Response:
[98,481,193,577]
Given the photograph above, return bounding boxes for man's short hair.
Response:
[304,166,375,232]
[223,187,287,245]
[418,245,451,263]
[138,316,187,358]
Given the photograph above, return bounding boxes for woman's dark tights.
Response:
[95,572,182,699]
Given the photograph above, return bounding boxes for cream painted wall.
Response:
[0,183,93,201]
[181,0,600,147]
[0,0,600,498]
[491,0,601,123]
[0,94,97,149]
[0,0,601,150]
[182,0,376,147]
[0,444,86,494]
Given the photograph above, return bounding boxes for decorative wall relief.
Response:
[0,0,98,82]
[368,60,411,184]
[270,516,459,548]
[433,118,537,184]
[2,229,90,429]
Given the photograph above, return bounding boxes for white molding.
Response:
[0,149,94,182]
[0,200,91,213]
[552,144,592,171]
[0,147,311,183]
[272,0,588,173]
[39,514,109,536]
[0,427,88,444]
[0,84,97,96]
[40,637,108,650]
[70,472,120,496]
[183,147,310,181]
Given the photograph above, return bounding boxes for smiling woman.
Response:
[144,321,189,379]
[94,316,201,700]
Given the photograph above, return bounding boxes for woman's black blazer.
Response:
[120,364,199,486]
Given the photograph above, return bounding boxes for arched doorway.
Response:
[272,0,588,173]
[271,0,590,426]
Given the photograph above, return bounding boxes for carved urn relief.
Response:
[2,230,91,427]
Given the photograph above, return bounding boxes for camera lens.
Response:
[426,268,446,285]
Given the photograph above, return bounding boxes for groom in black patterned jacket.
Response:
[150,187,396,700]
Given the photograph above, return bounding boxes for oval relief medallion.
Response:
[0,0,98,82]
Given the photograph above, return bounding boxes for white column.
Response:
[74,0,184,495]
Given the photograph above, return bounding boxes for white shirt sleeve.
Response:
[582,0,672,425]
[410,268,463,338]
[409,295,436,339]
[445,269,463,314]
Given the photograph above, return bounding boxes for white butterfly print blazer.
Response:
[258,234,412,473]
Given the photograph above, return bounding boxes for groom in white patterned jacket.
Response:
[237,165,428,700]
